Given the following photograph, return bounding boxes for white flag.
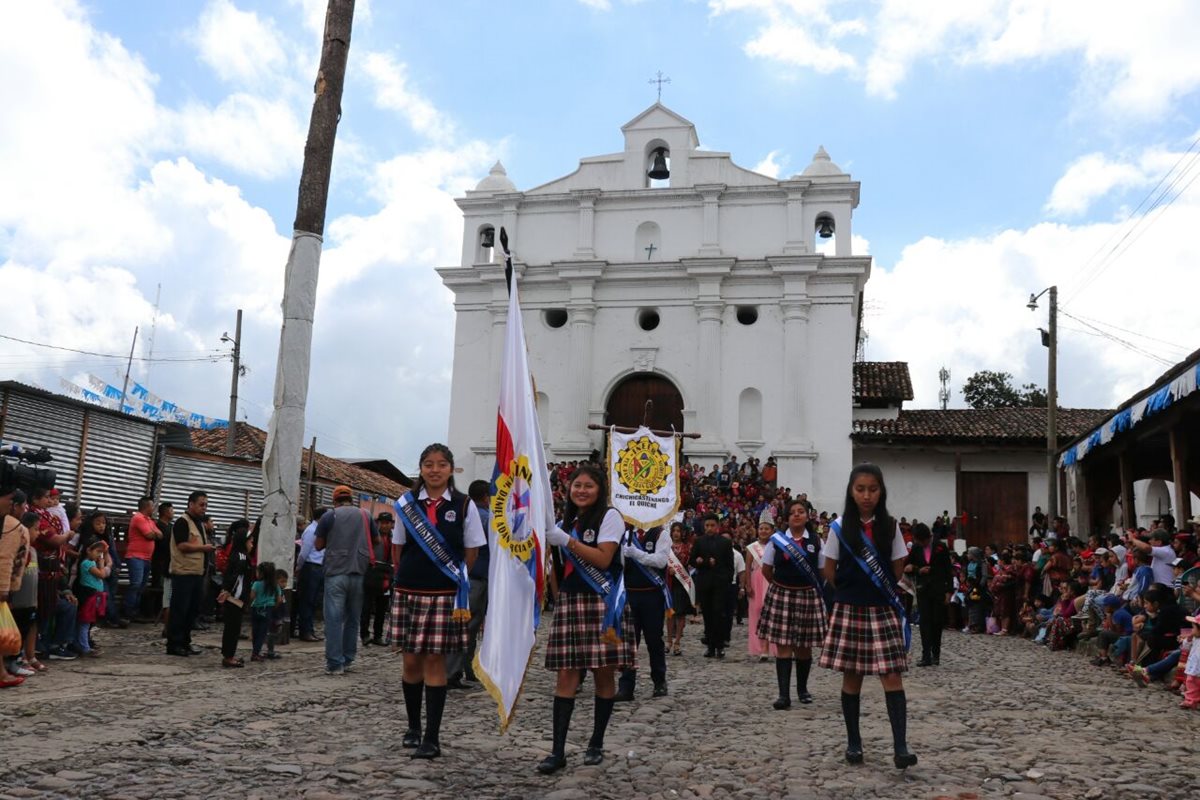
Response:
[474,233,554,731]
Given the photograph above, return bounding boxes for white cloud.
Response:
[863,190,1200,411]
[753,149,785,177]
[578,0,612,9]
[192,0,289,85]
[173,94,307,179]
[710,0,1200,114]
[360,52,454,139]
[1044,145,1194,217]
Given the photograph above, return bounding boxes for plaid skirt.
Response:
[756,583,827,649]
[544,591,635,671]
[388,590,468,654]
[818,602,908,675]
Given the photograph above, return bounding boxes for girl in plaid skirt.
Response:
[390,443,486,760]
[537,465,632,775]
[758,499,827,710]
[819,464,918,770]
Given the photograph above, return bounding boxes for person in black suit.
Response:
[690,513,734,658]
[905,522,953,666]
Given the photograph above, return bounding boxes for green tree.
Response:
[961,370,1047,409]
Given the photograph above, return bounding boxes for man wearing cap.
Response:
[1126,528,1179,586]
[360,510,394,647]
[314,486,380,675]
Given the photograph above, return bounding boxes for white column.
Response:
[781,300,810,444]
[573,190,599,258]
[696,184,724,256]
[489,304,506,398]
[782,183,808,254]
[696,301,724,437]
[563,303,596,445]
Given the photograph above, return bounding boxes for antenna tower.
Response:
[145,283,162,381]
[938,366,951,410]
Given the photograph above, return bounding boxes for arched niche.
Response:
[635,221,661,262]
[738,387,763,442]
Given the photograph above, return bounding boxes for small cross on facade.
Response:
[649,71,671,102]
[645,243,657,259]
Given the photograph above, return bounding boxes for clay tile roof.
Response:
[852,408,1111,444]
[187,423,410,499]
[853,362,914,402]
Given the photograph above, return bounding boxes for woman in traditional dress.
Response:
[666,522,693,656]
[745,520,776,661]
[537,465,633,774]
[819,464,917,769]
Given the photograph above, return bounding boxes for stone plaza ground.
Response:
[2,618,1198,800]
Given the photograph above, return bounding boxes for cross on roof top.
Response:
[649,71,671,102]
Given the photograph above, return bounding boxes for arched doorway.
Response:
[605,373,684,432]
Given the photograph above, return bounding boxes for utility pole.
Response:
[119,326,139,413]
[1047,285,1058,520]
[224,309,243,456]
[260,0,356,584]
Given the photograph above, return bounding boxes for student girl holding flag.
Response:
[538,464,633,774]
[819,464,918,770]
[389,443,484,760]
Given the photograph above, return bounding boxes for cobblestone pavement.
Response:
[2,618,1198,800]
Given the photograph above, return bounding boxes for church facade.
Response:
[437,104,870,512]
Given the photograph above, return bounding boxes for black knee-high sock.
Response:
[423,685,447,746]
[551,696,575,758]
[402,680,424,732]
[589,696,615,749]
[884,689,909,753]
[795,658,812,695]
[841,691,862,750]
[775,658,793,699]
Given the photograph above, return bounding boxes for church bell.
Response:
[817,217,835,239]
[647,148,670,180]
[480,227,495,248]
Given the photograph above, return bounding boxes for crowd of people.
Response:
[4,448,1199,773]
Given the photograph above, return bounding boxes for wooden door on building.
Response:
[959,472,1028,548]
[605,373,684,433]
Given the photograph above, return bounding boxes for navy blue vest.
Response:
[559,509,622,595]
[624,526,664,591]
[833,520,900,606]
[770,532,821,588]
[396,489,469,593]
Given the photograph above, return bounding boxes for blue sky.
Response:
[2,0,1199,470]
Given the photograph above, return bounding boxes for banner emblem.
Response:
[608,426,681,530]
[614,436,672,496]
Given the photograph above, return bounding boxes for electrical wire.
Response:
[1061,311,1193,354]
[1059,309,1176,367]
[0,333,228,362]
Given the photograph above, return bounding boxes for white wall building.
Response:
[437,104,870,512]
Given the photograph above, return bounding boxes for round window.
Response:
[544,309,568,329]
[736,306,759,325]
[637,308,660,331]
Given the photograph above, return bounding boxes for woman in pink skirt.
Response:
[745,520,776,661]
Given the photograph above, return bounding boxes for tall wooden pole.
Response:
[260,0,356,584]
[119,326,139,412]
[225,309,242,456]
[1047,286,1058,520]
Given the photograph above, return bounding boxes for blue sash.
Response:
[628,530,673,617]
[561,523,627,644]
[831,520,912,651]
[768,531,821,589]
[396,493,471,620]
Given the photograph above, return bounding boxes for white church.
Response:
[438,103,869,512]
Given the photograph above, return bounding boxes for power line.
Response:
[1062,311,1192,354]
[0,333,226,362]
[1059,309,1176,367]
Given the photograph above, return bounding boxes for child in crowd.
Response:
[1181,614,1200,709]
[75,539,111,657]
[1031,595,1054,643]
[271,568,289,650]
[1047,582,1080,651]
[249,562,282,662]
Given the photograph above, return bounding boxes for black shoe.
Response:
[583,747,604,766]
[410,742,441,759]
[652,683,668,698]
[446,676,469,690]
[916,657,933,667]
[402,729,422,748]
[894,749,918,769]
[165,646,190,657]
[704,648,715,658]
[715,649,726,659]
[772,697,791,710]
[933,655,940,665]
[797,691,813,704]
[536,755,567,775]
[613,688,634,702]
[361,639,372,647]
[372,637,385,647]
[845,748,864,765]
[188,644,203,655]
